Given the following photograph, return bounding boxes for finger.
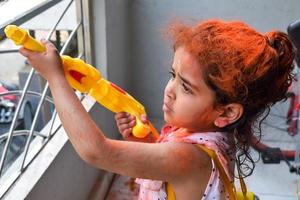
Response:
[19,47,36,58]
[119,120,136,132]
[115,114,135,124]
[118,124,129,136]
[117,118,132,127]
[115,112,129,120]
[141,114,148,123]
[122,128,132,138]
[115,112,131,120]
[40,38,52,46]
[129,119,136,126]
[41,39,57,52]
[117,118,136,130]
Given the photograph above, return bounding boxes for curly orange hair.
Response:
[169,19,295,177]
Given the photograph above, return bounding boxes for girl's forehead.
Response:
[173,47,208,89]
[173,47,202,76]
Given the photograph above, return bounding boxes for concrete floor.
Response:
[244,157,299,200]
[106,175,139,200]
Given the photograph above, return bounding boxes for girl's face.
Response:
[163,46,221,132]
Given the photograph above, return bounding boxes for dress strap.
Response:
[196,145,237,200]
[166,144,254,200]
[166,183,176,200]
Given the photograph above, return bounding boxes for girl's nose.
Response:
[165,80,176,100]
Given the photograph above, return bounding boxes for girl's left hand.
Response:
[19,39,64,82]
[115,112,148,139]
[114,112,157,142]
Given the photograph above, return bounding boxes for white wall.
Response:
[90,0,132,139]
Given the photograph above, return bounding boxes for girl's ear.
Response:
[214,103,244,128]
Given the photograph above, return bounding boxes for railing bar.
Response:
[0,130,45,143]
[20,82,50,170]
[46,0,74,39]
[47,111,57,137]
[78,52,84,59]
[0,0,63,38]
[0,90,54,104]
[0,49,19,54]
[79,0,86,61]
[59,22,81,55]
[20,21,81,170]
[0,68,35,176]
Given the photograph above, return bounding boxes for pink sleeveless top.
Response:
[136,125,235,200]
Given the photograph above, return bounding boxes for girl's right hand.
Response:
[114,112,148,139]
[19,39,64,82]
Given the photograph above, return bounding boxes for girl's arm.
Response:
[19,41,211,184]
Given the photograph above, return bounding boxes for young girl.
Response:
[19,19,295,200]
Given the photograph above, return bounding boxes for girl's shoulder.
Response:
[159,125,235,164]
[159,125,232,148]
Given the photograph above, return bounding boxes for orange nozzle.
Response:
[4,25,27,45]
[4,25,46,52]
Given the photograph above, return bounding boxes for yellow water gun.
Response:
[5,25,159,139]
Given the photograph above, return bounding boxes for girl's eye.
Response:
[168,70,193,94]
[168,71,175,79]
[182,83,192,94]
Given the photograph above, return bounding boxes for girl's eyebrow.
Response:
[178,74,192,87]
[171,67,198,91]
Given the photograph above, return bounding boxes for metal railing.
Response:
[0,0,63,39]
[0,0,90,197]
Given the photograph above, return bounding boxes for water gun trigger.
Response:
[133,118,151,138]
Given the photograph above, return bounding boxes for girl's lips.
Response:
[163,102,172,112]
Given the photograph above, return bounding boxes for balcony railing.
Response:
[0,0,91,197]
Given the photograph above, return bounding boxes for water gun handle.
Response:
[5,25,159,138]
